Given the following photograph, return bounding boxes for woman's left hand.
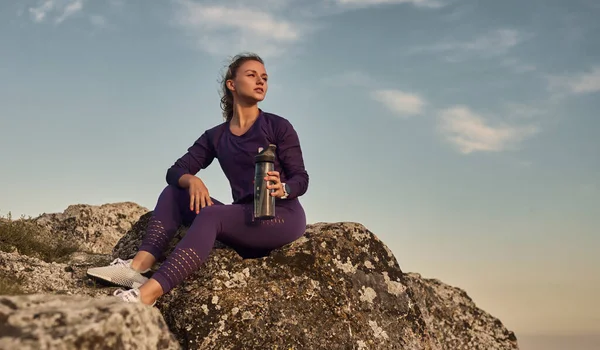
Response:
[265,171,284,198]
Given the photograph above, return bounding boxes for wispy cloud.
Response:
[89,15,107,29]
[172,0,309,58]
[371,89,426,117]
[334,0,445,9]
[547,66,600,96]
[28,0,83,24]
[55,0,83,24]
[438,105,539,154]
[409,29,529,62]
[169,0,443,58]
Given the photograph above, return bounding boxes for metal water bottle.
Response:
[254,144,277,220]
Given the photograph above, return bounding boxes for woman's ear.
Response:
[226,79,235,92]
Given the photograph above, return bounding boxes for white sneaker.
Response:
[113,288,156,307]
[87,258,150,289]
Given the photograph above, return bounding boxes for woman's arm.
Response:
[166,130,217,187]
[275,118,309,200]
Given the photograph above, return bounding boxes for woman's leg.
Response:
[137,201,306,304]
[133,184,223,270]
[87,184,222,289]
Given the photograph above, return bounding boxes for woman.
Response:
[87,53,309,306]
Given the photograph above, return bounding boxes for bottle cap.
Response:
[255,144,277,163]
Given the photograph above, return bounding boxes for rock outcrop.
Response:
[403,273,518,349]
[33,202,148,255]
[0,203,520,350]
[0,294,181,350]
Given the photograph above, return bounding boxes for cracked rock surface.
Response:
[116,220,519,350]
[0,294,181,350]
[34,202,148,255]
[1,204,519,350]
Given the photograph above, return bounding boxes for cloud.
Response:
[438,105,539,154]
[169,0,442,58]
[371,89,426,116]
[89,15,107,28]
[334,0,445,9]
[29,0,54,22]
[172,0,308,58]
[547,66,600,95]
[409,29,529,62]
[55,0,83,24]
[28,0,83,24]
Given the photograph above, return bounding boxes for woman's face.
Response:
[228,60,268,103]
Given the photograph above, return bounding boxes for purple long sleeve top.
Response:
[166,110,309,204]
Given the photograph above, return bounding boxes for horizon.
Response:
[1,1,599,349]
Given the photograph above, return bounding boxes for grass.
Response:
[0,270,24,295]
[0,212,80,264]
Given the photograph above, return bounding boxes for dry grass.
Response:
[0,271,24,295]
[0,212,79,263]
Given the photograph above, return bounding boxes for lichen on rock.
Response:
[0,204,520,350]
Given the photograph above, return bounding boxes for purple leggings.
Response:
[138,185,306,294]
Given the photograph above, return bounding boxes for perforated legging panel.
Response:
[137,184,223,260]
[138,216,177,260]
[151,247,203,289]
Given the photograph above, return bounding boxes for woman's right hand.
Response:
[179,174,213,213]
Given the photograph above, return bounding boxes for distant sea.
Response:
[518,334,600,350]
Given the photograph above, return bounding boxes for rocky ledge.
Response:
[0,203,519,349]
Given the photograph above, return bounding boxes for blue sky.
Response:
[1,0,599,347]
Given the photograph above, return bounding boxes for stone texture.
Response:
[0,250,113,297]
[0,203,520,350]
[33,202,148,255]
[0,294,181,350]
[114,220,518,350]
[403,272,518,350]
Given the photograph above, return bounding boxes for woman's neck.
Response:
[231,103,260,128]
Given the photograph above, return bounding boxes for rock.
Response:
[0,294,181,350]
[33,202,148,255]
[1,202,520,350]
[0,251,112,297]
[143,222,518,350]
[404,272,518,350]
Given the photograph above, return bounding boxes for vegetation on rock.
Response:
[0,212,80,263]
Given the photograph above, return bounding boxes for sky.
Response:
[1,0,599,348]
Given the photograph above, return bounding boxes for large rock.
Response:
[33,202,148,255]
[0,250,112,297]
[404,273,518,350]
[114,220,518,350]
[0,294,181,350]
[1,203,520,349]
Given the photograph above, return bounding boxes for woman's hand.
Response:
[179,174,213,213]
[265,171,285,198]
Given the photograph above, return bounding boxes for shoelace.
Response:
[109,258,131,267]
[113,288,140,301]
[114,288,156,306]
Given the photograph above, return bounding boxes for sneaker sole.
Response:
[87,271,148,289]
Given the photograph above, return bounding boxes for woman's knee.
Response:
[154,185,191,215]
[159,184,188,201]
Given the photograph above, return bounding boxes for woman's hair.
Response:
[220,52,264,122]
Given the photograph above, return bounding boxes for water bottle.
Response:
[254,144,277,219]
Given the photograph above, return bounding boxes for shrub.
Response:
[0,212,79,263]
